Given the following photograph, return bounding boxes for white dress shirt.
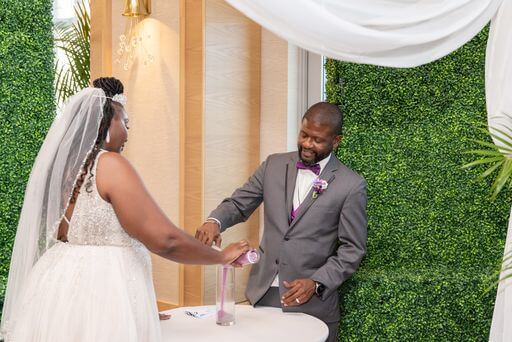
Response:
[270,153,331,287]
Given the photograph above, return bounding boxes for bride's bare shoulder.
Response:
[97,151,135,173]
[96,152,141,198]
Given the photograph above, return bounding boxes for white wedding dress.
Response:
[8,151,161,341]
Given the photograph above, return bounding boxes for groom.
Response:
[196,102,367,342]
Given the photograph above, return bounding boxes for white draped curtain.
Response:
[225,0,512,340]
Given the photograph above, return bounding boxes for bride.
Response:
[0,77,249,341]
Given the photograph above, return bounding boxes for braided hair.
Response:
[70,77,124,203]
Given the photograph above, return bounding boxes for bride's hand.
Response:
[220,240,250,265]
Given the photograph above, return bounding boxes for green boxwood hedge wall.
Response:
[326,29,511,340]
[0,0,55,311]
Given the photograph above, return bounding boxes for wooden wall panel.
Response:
[180,0,205,306]
[203,0,261,304]
[260,29,290,161]
[90,0,112,81]
[92,0,292,309]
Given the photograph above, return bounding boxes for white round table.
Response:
[160,305,328,342]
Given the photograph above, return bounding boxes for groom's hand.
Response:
[281,279,316,307]
[195,221,222,247]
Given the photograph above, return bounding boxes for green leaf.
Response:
[488,127,512,150]
[491,159,512,200]
[462,156,504,169]
[469,139,512,153]
[463,150,503,157]
[53,0,90,103]
[480,160,504,178]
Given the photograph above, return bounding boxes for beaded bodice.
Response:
[67,150,139,247]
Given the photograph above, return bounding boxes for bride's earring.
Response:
[106,130,111,143]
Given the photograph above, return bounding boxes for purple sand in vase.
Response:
[221,265,227,313]
[217,265,235,325]
[233,249,260,266]
[215,248,260,326]
[216,312,235,326]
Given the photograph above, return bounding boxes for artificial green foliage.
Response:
[0,0,55,311]
[339,270,496,341]
[326,28,511,340]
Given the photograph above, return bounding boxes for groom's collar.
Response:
[290,152,339,176]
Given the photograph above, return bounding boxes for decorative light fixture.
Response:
[115,0,154,71]
[123,0,151,17]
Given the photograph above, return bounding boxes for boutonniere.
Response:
[312,178,328,199]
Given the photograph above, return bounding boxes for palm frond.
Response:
[54,0,90,104]
[472,116,512,289]
[491,159,512,200]
[462,157,504,169]
[467,139,512,153]
[464,122,512,201]
[481,160,504,179]
[488,128,512,151]
[486,249,512,293]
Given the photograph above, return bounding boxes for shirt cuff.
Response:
[206,217,222,230]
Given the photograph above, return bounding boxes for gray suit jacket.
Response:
[209,152,367,323]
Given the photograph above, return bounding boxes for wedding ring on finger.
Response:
[295,298,300,304]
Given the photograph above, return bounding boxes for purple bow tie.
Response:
[296,161,321,176]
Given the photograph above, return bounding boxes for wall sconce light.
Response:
[123,0,151,17]
[115,0,154,70]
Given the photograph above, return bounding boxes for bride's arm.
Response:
[95,151,248,264]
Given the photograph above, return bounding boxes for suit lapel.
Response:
[285,154,298,224]
[287,155,339,230]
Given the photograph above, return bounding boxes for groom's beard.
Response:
[298,145,330,165]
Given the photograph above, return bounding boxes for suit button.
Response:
[284,237,289,241]
[275,259,279,264]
